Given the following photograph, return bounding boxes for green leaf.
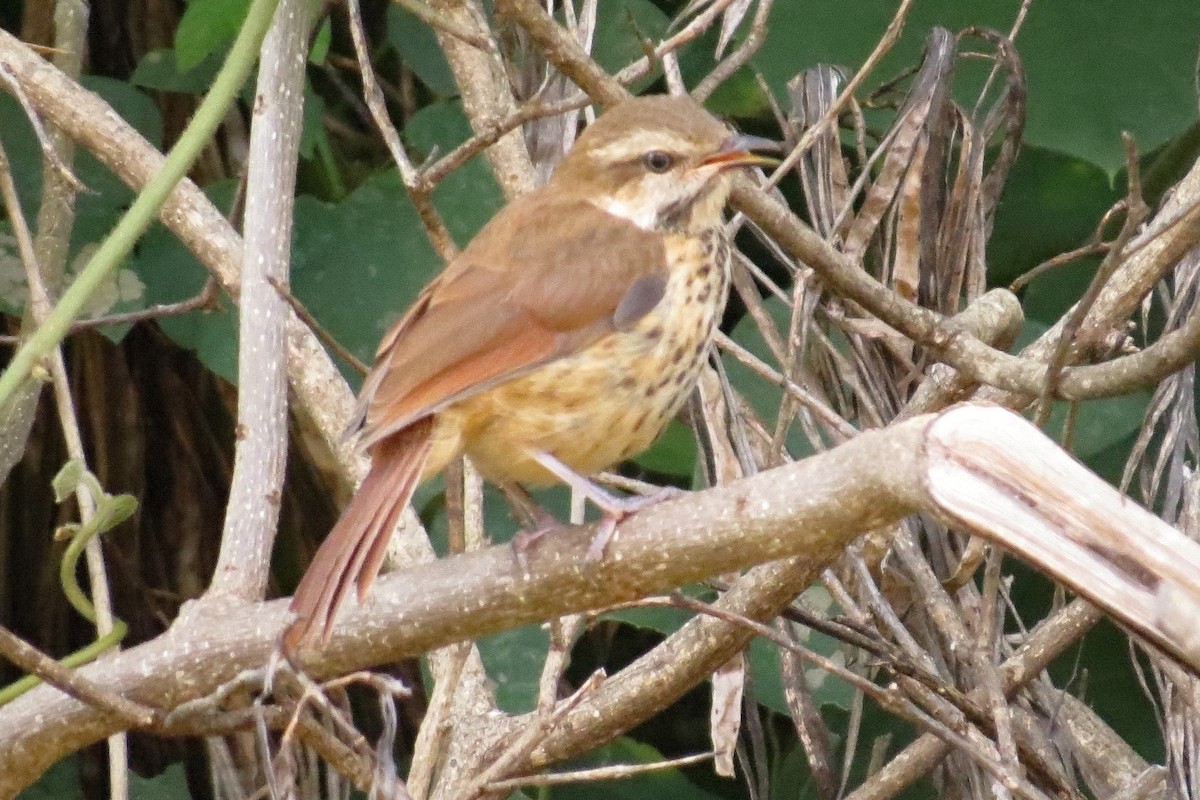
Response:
[51,459,86,502]
[385,5,458,96]
[403,101,505,243]
[52,460,138,536]
[1037,392,1152,484]
[754,0,1200,173]
[703,66,770,118]
[291,172,442,375]
[0,77,162,341]
[601,584,716,635]
[991,146,1119,289]
[633,418,696,478]
[129,764,189,800]
[0,99,48,224]
[749,585,853,715]
[131,47,227,94]
[174,0,249,71]
[309,17,332,65]
[92,493,138,536]
[477,623,551,713]
[291,102,502,382]
[602,603,693,635]
[62,80,162,338]
[299,83,327,160]
[16,755,79,799]
[132,181,239,383]
[769,743,820,800]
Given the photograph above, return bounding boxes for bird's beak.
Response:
[702,133,782,170]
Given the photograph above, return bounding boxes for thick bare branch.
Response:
[207,0,315,602]
[0,412,929,794]
[1,406,1196,793]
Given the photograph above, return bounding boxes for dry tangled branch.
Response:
[0,1,1197,799]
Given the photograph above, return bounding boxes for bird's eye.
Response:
[642,150,674,173]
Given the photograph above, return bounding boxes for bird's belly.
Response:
[446,228,729,486]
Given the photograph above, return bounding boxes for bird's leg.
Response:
[500,482,565,573]
[499,481,559,530]
[530,451,682,561]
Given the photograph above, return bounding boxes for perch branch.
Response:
[0,407,1195,794]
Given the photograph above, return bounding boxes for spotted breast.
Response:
[433,225,731,486]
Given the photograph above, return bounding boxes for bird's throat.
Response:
[591,184,730,234]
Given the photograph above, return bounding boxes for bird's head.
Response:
[551,95,779,231]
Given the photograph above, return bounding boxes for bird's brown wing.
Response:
[286,193,668,650]
[356,192,667,450]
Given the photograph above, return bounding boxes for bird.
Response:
[284,94,777,650]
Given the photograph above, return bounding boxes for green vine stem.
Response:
[0,461,136,705]
[0,0,279,410]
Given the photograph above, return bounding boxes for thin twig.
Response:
[421,94,592,186]
[0,276,220,346]
[716,331,858,439]
[758,0,918,198]
[1033,134,1148,426]
[457,671,605,800]
[0,624,156,727]
[1009,241,1112,292]
[266,276,368,376]
[487,751,715,791]
[693,0,774,102]
[0,63,85,194]
[345,0,458,261]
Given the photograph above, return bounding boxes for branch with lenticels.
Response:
[0,406,1195,794]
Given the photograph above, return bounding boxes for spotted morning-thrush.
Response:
[285,94,777,649]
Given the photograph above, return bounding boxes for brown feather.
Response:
[284,418,434,649]
[363,315,559,445]
[286,95,757,651]
[354,195,666,448]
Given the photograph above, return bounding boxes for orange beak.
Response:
[702,133,782,170]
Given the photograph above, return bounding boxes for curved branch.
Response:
[2,406,1198,794]
[0,414,930,795]
[0,28,367,492]
[731,179,1200,401]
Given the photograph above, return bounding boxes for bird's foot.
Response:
[585,486,685,562]
[510,525,559,574]
[520,451,689,565]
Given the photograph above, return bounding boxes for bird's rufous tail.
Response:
[283,417,434,652]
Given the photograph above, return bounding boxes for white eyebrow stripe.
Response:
[588,132,686,161]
